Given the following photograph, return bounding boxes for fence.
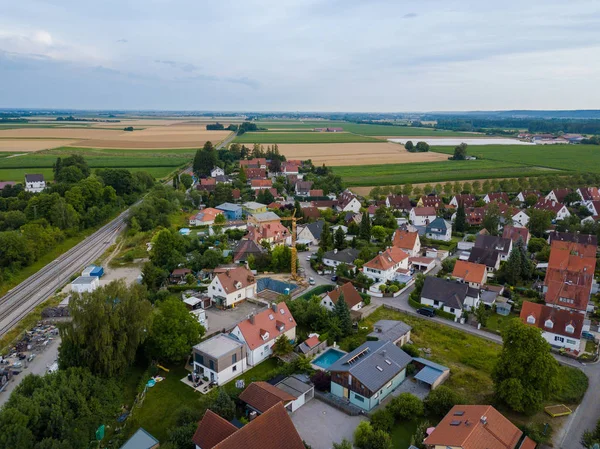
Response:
[314,390,365,416]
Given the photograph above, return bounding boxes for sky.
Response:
[1,0,600,111]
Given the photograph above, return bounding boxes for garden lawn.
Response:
[332,160,558,186]
[484,314,517,335]
[390,420,420,448]
[234,132,383,144]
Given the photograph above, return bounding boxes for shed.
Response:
[412,357,450,390]
[82,265,104,278]
[71,276,100,294]
[275,375,315,412]
[495,297,512,316]
[120,428,159,449]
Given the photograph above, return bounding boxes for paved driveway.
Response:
[292,398,366,449]
[205,301,266,333]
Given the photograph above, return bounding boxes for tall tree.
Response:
[334,226,346,250]
[193,141,217,176]
[452,143,468,160]
[528,208,555,237]
[404,141,414,151]
[503,244,522,285]
[210,388,236,420]
[359,212,371,241]
[454,203,467,232]
[150,229,185,271]
[238,164,247,183]
[492,320,559,413]
[320,222,333,251]
[59,280,153,377]
[483,202,501,235]
[334,294,352,337]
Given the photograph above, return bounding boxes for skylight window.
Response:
[385,359,392,365]
[376,366,383,372]
[280,308,285,314]
[268,314,274,320]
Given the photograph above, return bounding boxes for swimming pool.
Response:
[312,348,347,369]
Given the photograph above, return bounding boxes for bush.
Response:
[406,363,417,376]
[310,371,331,391]
[402,344,420,357]
[388,284,399,293]
[388,393,424,420]
[424,386,464,418]
[370,409,394,432]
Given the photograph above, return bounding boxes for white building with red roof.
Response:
[363,247,410,283]
[231,302,297,366]
[207,266,257,308]
[409,207,437,226]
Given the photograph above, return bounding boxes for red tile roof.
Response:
[245,168,267,179]
[548,188,572,203]
[236,302,296,350]
[392,229,419,251]
[304,335,320,348]
[363,247,409,271]
[452,194,477,207]
[192,409,238,449]
[544,268,593,312]
[534,199,566,214]
[420,195,443,209]
[424,405,523,449]
[412,206,436,216]
[309,189,324,197]
[486,192,509,203]
[502,226,530,243]
[239,382,296,413]
[251,179,273,188]
[579,187,600,202]
[325,282,364,309]
[301,206,321,219]
[521,301,584,339]
[216,266,256,294]
[452,260,487,285]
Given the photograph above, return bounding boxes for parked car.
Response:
[417,307,435,317]
[308,277,315,285]
[306,255,312,261]
[331,275,338,282]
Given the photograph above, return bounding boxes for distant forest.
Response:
[433,118,600,134]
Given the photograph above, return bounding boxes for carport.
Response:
[412,357,450,390]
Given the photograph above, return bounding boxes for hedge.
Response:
[296,284,334,300]
[167,285,208,293]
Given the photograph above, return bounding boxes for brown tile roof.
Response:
[412,206,436,216]
[211,403,305,449]
[236,302,296,350]
[363,247,409,271]
[192,409,238,449]
[304,335,320,348]
[521,301,584,339]
[301,206,321,219]
[486,192,509,203]
[544,268,593,312]
[392,229,419,251]
[239,382,297,413]
[312,200,338,208]
[326,282,364,309]
[216,266,256,294]
[309,189,324,197]
[502,226,530,243]
[534,199,566,214]
[579,187,600,201]
[251,179,273,188]
[387,194,412,210]
[519,436,537,449]
[453,194,477,207]
[420,195,443,209]
[233,240,265,262]
[452,260,487,285]
[246,168,267,179]
[465,207,485,225]
[549,188,572,203]
[424,405,523,449]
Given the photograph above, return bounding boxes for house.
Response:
[548,231,598,247]
[250,179,273,190]
[483,192,509,203]
[216,203,243,220]
[192,334,247,385]
[170,268,192,283]
[312,199,339,210]
[420,276,480,319]
[533,199,570,221]
[301,206,321,220]
[425,217,452,242]
[240,158,267,169]
[296,220,325,245]
[409,207,437,226]
[190,208,223,226]
[424,405,536,449]
[337,190,362,213]
[521,301,584,352]
[70,276,100,294]
[510,209,530,228]
[82,265,104,278]
[197,178,216,192]
[321,282,364,312]
[322,248,359,269]
[24,174,45,193]
[367,320,412,347]
[295,181,313,197]
[474,234,512,261]
[232,239,265,263]
[282,161,300,175]
[309,189,324,197]
[392,229,421,256]
[545,188,572,204]
[578,187,600,204]
[502,225,530,245]
[192,403,305,449]
[409,256,436,272]
[240,377,314,414]
[386,194,412,212]
[468,247,501,271]
[211,167,225,177]
[120,428,159,449]
[329,341,412,411]
[230,302,297,366]
[584,200,600,219]
[297,334,327,356]
[452,260,487,288]
[417,195,443,210]
[516,190,541,203]
[412,358,450,390]
[247,211,281,226]
[344,211,362,226]
[363,247,410,283]
[242,201,267,215]
[450,194,476,208]
[207,266,257,308]
[248,222,291,246]
[245,168,267,180]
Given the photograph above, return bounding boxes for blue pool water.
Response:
[313,348,346,369]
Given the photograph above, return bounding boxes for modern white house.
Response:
[230,302,297,366]
[192,334,247,385]
[420,276,480,319]
[207,267,257,308]
[24,174,46,193]
[362,247,410,283]
[409,207,436,226]
[521,301,583,352]
[70,276,100,294]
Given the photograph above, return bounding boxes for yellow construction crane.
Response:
[280,209,303,282]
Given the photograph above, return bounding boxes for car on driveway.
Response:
[309,277,315,285]
[331,275,338,282]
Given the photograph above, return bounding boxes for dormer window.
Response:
[544,319,554,329]
[527,315,536,325]
[566,324,575,334]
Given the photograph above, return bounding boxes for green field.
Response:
[431,144,600,173]
[332,160,558,186]
[0,147,193,181]
[234,131,384,144]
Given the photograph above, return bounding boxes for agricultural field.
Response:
[234,131,382,144]
[430,143,600,173]
[0,147,194,181]
[277,142,448,166]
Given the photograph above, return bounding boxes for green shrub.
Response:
[370,408,394,432]
[406,363,417,376]
[424,386,464,418]
[402,344,420,358]
[388,393,424,420]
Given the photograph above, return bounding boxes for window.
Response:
[567,339,577,345]
[544,319,554,329]
[554,336,565,343]
[526,315,536,325]
[209,360,215,370]
[232,354,237,364]
[195,354,204,365]
[354,394,364,403]
[232,365,237,372]
[386,381,392,388]
[566,324,575,334]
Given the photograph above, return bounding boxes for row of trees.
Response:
[405,140,430,152]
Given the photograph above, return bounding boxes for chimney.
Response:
[272,303,278,312]
[480,416,487,425]
[382,350,387,357]
[249,313,255,324]
[334,248,338,254]
[226,270,231,277]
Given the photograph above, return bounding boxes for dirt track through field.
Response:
[277,142,449,166]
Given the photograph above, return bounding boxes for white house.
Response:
[24,174,46,193]
[511,210,530,228]
[425,217,452,242]
[363,247,410,283]
[392,229,421,256]
[207,266,257,308]
[322,248,359,269]
[71,276,100,293]
[296,220,324,245]
[230,302,297,366]
[521,301,583,352]
[533,199,571,221]
[409,207,436,226]
[192,334,247,385]
[516,190,541,204]
[420,276,480,320]
[321,282,364,312]
[211,167,225,177]
[336,190,362,213]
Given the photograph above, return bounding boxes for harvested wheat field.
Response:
[0,128,125,139]
[276,142,449,166]
[0,140,78,152]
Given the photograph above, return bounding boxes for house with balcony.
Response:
[362,247,410,283]
[192,334,247,385]
[207,266,257,308]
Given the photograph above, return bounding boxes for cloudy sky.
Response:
[1,0,599,111]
